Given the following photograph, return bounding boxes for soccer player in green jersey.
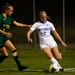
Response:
[0,2,30,71]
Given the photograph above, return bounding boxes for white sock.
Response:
[50,58,62,69]
[60,53,62,59]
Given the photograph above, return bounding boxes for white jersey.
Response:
[30,21,56,44]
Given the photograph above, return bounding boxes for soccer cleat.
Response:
[59,68,64,72]
[19,65,29,71]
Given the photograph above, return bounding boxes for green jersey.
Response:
[0,14,14,47]
[0,14,14,32]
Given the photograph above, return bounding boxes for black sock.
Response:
[12,50,21,68]
[0,55,8,63]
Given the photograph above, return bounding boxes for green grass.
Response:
[0,47,75,75]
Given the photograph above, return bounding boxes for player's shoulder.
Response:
[47,21,54,26]
[33,21,41,26]
[8,15,13,19]
[8,16,14,22]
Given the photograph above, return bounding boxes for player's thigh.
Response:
[4,40,16,51]
[0,47,8,56]
[42,47,53,59]
[51,46,60,60]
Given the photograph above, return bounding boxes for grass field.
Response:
[0,47,75,75]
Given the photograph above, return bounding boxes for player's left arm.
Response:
[13,21,31,27]
[52,30,67,47]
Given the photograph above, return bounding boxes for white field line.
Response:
[0,68,75,72]
[64,68,75,72]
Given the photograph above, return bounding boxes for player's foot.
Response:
[19,65,29,71]
[59,68,64,72]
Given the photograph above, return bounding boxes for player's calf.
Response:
[12,49,29,71]
[0,55,8,63]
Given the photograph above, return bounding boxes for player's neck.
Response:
[3,13,8,19]
[40,20,47,24]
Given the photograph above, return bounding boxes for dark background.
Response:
[0,0,75,44]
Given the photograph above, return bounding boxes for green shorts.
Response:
[0,34,9,48]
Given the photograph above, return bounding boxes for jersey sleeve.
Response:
[9,16,15,23]
[30,23,37,31]
[51,23,55,31]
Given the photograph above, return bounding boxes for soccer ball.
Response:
[49,63,60,73]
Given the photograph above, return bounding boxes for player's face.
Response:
[6,7,14,16]
[40,14,47,22]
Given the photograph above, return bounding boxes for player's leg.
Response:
[0,47,8,63]
[51,46,62,60]
[40,44,60,62]
[42,47,53,59]
[41,47,60,65]
[41,45,63,71]
[4,40,28,71]
[51,46,63,70]
[0,38,8,63]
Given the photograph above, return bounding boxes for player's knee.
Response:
[11,48,16,51]
[55,57,61,60]
[12,50,18,57]
[56,56,62,60]
[55,53,62,60]
[59,53,62,59]
[4,53,9,57]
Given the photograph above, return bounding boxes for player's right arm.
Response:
[0,15,12,38]
[27,23,37,43]
[27,30,33,43]
[0,29,12,38]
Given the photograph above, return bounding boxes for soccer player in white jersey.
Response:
[27,11,67,72]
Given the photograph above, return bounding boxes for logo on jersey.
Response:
[38,28,49,31]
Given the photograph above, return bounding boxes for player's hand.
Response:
[5,32,12,38]
[28,38,33,43]
[61,42,67,47]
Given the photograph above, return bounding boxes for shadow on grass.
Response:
[0,69,50,73]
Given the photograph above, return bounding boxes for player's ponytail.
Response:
[47,16,52,21]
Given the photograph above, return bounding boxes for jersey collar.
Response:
[39,20,47,24]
